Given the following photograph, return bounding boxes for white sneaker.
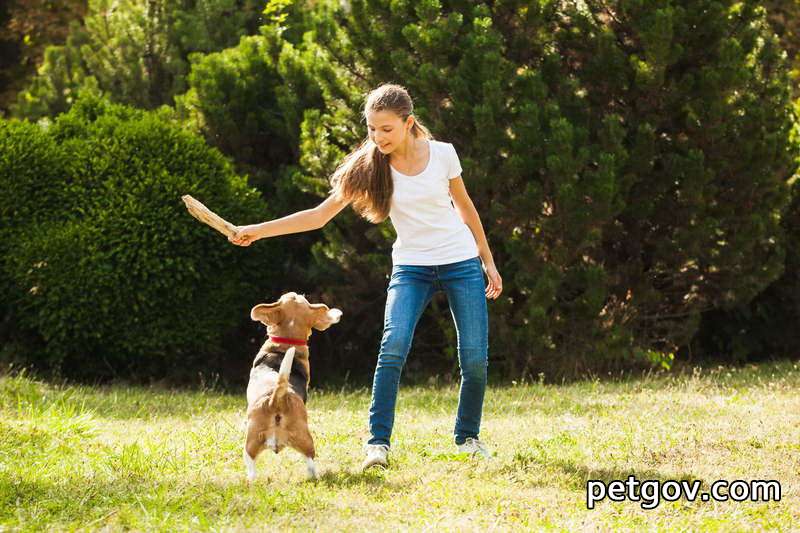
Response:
[361,444,389,470]
[456,437,492,459]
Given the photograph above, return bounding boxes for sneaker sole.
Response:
[361,459,388,471]
[456,449,492,459]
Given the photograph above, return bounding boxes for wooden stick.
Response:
[181,194,238,238]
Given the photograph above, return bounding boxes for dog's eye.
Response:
[275,414,282,425]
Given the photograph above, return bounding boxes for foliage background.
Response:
[0,0,798,386]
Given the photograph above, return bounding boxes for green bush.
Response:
[0,94,281,381]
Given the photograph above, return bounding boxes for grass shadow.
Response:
[498,452,707,491]
[553,461,707,490]
[314,466,408,490]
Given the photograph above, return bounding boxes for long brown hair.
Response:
[330,83,433,223]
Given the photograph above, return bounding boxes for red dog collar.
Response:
[269,335,308,347]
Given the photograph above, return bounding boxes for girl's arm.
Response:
[449,177,503,299]
[261,194,349,237]
[230,194,349,246]
[449,177,494,266]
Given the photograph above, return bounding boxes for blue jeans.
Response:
[367,256,489,447]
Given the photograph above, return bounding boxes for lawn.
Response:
[1,361,798,531]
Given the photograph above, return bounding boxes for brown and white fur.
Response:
[243,292,342,481]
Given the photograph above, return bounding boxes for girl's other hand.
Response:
[483,263,503,299]
[229,224,262,246]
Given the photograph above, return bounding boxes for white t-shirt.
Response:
[388,139,480,266]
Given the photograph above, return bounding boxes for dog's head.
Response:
[250,292,342,340]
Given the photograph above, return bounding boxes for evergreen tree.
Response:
[699,0,800,363]
[288,0,797,378]
[12,0,266,120]
[764,0,800,86]
[0,0,86,114]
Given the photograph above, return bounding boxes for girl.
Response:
[230,83,502,470]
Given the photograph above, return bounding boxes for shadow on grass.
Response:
[2,467,408,529]
[555,461,706,489]
[315,467,407,490]
[1,470,339,528]
[498,453,706,491]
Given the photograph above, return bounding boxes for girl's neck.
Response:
[391,135,422,161]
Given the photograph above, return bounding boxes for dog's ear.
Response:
[309,303,342,331]
[251,302,284,326]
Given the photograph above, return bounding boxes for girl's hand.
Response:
[229,224,262,246]
[483,263,503,299]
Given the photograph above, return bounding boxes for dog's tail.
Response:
[268,347,295,408]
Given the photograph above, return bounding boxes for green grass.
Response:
[2,361,799,531]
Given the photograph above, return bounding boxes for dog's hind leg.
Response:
[244,424,263,482]
[305,456,318,479]
[290,425,317,479]
[243,446,257,482]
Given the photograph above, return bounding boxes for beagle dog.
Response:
[243,292,342,481]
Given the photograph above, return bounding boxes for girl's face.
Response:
[366,109,414,154]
